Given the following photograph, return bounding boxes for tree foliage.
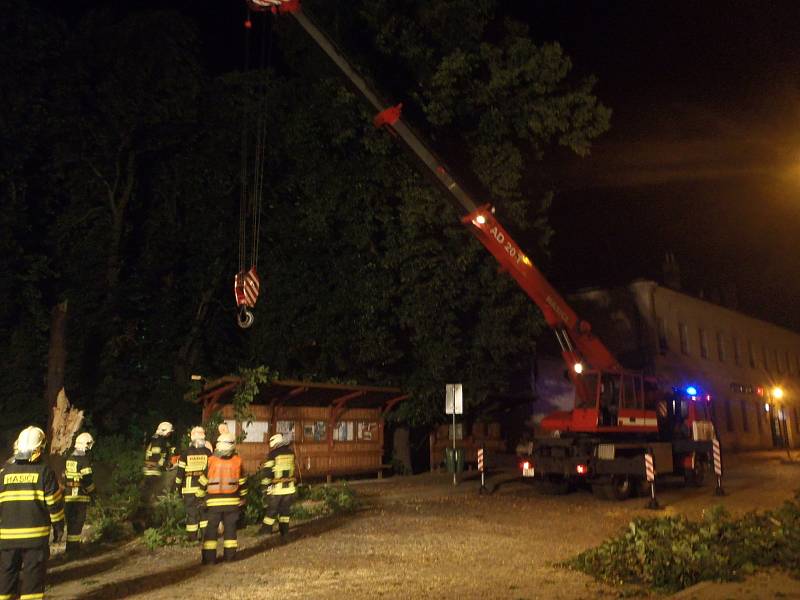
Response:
[0,0,609,437]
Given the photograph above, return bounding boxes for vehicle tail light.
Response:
[576,464,588,475]
[522,461,530,470]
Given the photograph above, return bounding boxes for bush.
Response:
[564,493,800,592]
[122,490,188,549]
[241,480,359,525]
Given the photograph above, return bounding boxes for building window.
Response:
[358,422,377,441]
[657,318,668,352]
[699,328,709,359]
[276,420,295,442]
[748,341,756,369]
[333,421,355,441]
[240,420,269,443]
[739,400,749,432]
[716,332,726,361]
[724,399,734,432]
[763,345,769,371]
[679,323,689,355]
[733,337,741,365]
[303,421,327,442]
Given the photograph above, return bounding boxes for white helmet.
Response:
[74,432,94,452]
[190,426,206,443]
[155,421,174,436]
[16,426,46,459]
[269,433,284,449]
[215,432,236,456]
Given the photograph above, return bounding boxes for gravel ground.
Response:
[46,450,800,599]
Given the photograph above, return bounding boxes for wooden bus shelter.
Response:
[191,377,408,481]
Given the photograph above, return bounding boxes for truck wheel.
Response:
[593,475,632,500]
[538,474,571,495]
[684,460,706,487]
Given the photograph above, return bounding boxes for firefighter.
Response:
[175,426,211,540]
[141,421,176,507]
[63,432,96,556]
[0,426,64,599]
[197,432,247,565]
[259,433,296,538]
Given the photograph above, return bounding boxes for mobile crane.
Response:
[248,0,717,500]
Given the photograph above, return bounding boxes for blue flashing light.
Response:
[685,386,698,396]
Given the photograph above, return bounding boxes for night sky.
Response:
[517,1,800,331]
[57,0,800,331]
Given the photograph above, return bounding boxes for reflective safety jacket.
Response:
[259,445,296,496]
[143,435,175,477]
[175,446,211,495]
[63,452,95,503]
[0,459,64,549]
[197,455,247,511]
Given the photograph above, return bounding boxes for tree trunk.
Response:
[44,300,68,439]
[392,427,412,475]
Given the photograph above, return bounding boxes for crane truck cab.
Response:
[520,384,715,499]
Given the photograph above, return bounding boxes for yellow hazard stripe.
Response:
[0,490,46,502]
[46,490,63,505]
[0,526,51,539]
[205,498,240,507]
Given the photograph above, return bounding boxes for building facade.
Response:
[564,280,800,450]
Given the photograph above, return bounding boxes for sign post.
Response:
[477,446,486,494]
[712,437,725,496]
[445,384,463,486]
[644,452,659,509]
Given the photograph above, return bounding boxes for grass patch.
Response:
[564,493,800,593]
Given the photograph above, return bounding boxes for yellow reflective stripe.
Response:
[45,490,63,505]
[240,489,249,496]
[50,509,65,522]
[66,534,82,542]
[186,524,199,532]
[0,526,51,539]
[202,541,217,550]
[238,478,247,485]
[260,478,271,486]
[278,516,290,523]
[64,496,90,503]
[0,490,46,502]
[143,469,161,476]
[262,516,276,525]
[80,467,93,474]
[205,498,240,507]
[177,462,187,468]
[20,594,44,600]
[0,594,13,599]
[223,540,238,548]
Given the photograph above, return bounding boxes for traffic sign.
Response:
[445,383,463,415]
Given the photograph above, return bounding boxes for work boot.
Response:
[201,549,216,565]
[279,522,289,538]
[259,521,275,536]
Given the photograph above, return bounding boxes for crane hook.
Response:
[237,306,255,329]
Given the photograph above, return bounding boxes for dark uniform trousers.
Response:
[65,503,88,554]
[202,510,239,564]
[183,493,207,537]
[264,494,294,535]
[0,546,48,600]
